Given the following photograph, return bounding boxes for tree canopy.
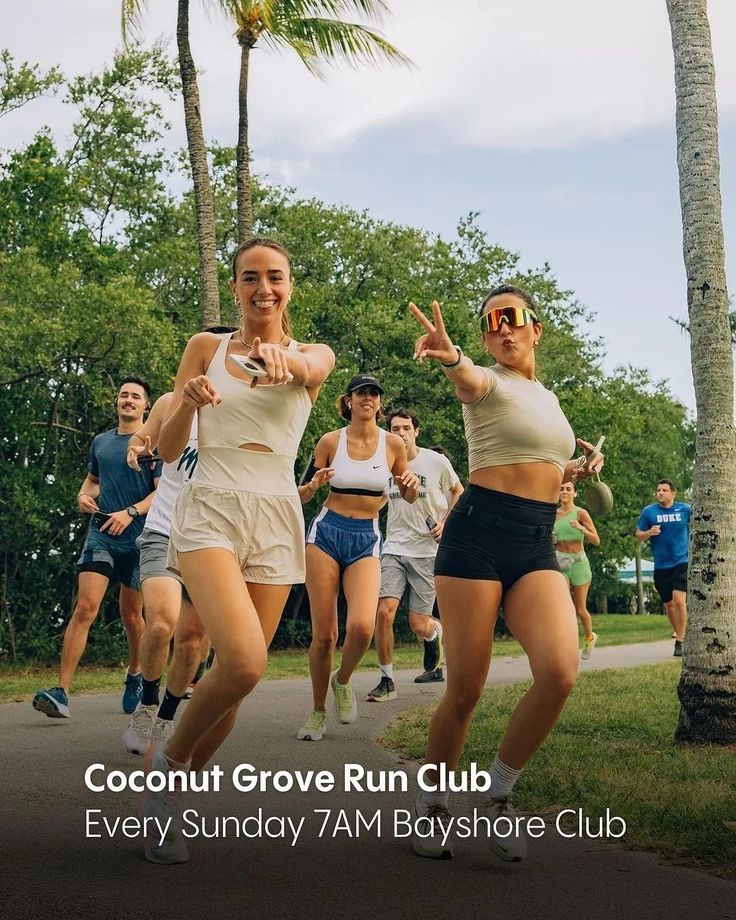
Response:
[0,50,693,660]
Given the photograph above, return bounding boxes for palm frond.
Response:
[264,33,324,76]
[120,0,148,46]
[272,1,390,23]
[267,16,411,68]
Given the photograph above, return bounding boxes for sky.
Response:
[4,0,736,413]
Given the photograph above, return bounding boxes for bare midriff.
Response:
[470,461,563,504]
[323,492,385,520]
[238,443,273,452]
[556,538,584,553]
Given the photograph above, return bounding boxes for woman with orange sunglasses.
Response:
[408,285,603,864]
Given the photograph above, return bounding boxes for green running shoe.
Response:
[331,671,357,724]
[581,631,598,660]
[297,710,327,741]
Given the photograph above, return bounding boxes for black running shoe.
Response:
[423,622,443,672]
[414,668,444,684]
[673,640,683,657]
[366,676,397,702]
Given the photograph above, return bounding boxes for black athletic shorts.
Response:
[434,485,560,592]
[653,562,688,604]
[77,527,141,590]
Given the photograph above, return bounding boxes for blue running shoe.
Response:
[33,686,70,719]
[122,671,143,714]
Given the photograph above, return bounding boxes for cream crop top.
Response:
[329,427,390,497]
[462,365,575,475]
[195,333,313,494]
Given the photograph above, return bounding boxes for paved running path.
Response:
[1,640,733,920]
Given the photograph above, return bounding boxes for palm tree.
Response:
[215,1,410,242]
[122,0,221,327]
[665,0,736,743]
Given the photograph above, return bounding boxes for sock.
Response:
[419,787,449,808]
[379,663,394,680]
[157,688,184,722]
[489,755,522,799]
[424,623,439,643]
[192,660,206,683]
[162,750,190,771]
[142,676,161,707]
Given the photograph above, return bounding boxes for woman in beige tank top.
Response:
[408,287,603,864]
[142,238,335,864]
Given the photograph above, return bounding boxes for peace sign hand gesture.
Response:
[409,301,458,365]
[127,435,153,472]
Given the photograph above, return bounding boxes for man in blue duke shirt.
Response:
[33,377,162,719]
[636,479,691,658]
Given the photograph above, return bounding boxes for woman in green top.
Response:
[554,481,600,658]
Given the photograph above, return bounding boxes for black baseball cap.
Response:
[346,373,384,395]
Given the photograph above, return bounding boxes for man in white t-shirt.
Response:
[121,391,207,755]
[367,409,463,701]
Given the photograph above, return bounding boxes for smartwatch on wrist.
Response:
[441,346,464,368]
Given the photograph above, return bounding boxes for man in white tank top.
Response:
[121,392,207,755]
[367,409,463,701]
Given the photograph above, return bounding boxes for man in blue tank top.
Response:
[33,377,162,719]
[636,479,691,657]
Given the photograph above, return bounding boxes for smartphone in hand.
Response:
[583,435,606,470]
[229,354,267,377]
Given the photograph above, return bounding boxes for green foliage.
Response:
[0,49,181,661]
[63,46,178,252]
[0,51,693,660]
[0,250,179,661]
[557,367,694,602]
[0,51,62,119]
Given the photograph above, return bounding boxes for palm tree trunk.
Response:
[666,0,736,744]
[177,0,220,328]
[236,39,254,243]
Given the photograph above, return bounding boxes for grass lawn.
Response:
[1,645,428,702]
[0,613,672,703]
[380,661,736,878]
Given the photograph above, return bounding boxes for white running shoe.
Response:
[330,671,357,724]
[581,631,598,660]
[151,716,175,747]
[142,744,189,864]
[297,710,327,741]
[411,796,454,859]
[477,795,528,862]
[123,704,157,755]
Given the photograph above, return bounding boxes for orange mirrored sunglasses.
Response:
[480,305,538,333]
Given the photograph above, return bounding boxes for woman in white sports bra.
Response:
[297,373,419,742]
[142,238,335,865]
